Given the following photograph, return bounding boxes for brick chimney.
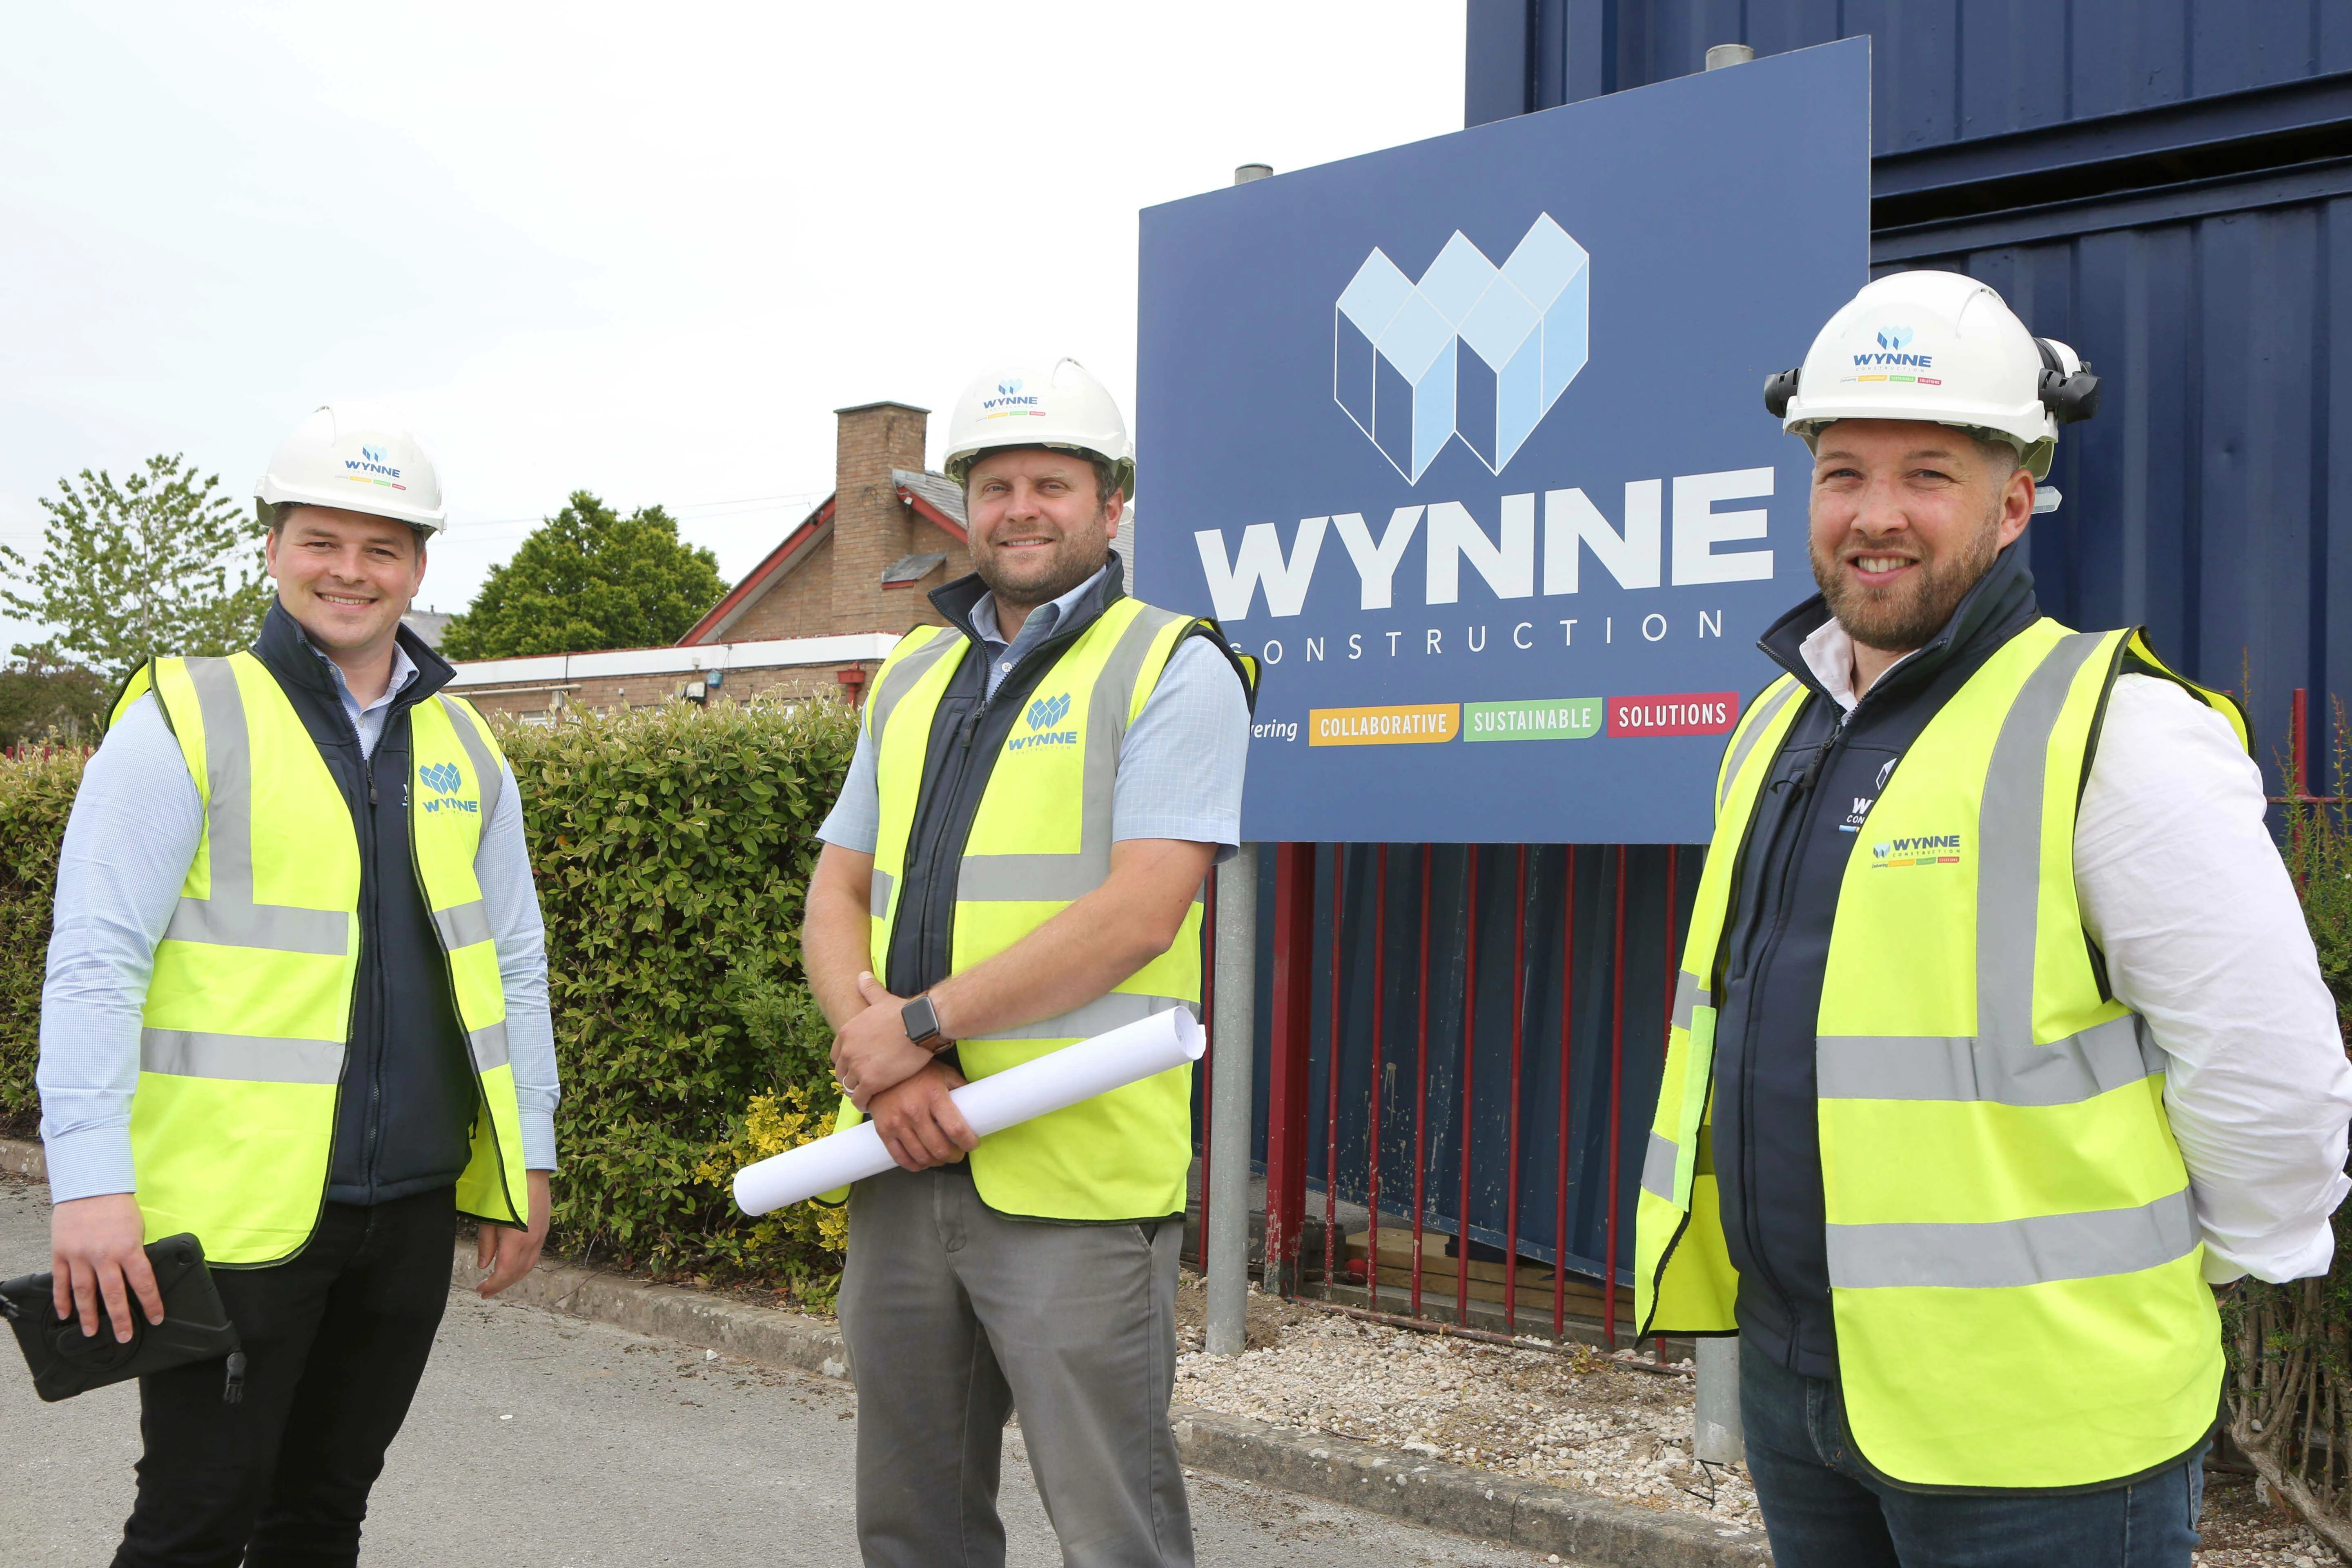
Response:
[831,401,931,635]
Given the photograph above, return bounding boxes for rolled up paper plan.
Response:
[732,1005,1205,1216]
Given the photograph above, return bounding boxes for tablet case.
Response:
[0,1231,244,1403]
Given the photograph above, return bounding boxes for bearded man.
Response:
[1631,272,2352,1568]
[800,359,1254,1568]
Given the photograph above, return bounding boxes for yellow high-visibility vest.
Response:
[844,597,1216,1221]
[1633,620,2249,1488]
[111,653,528,1263]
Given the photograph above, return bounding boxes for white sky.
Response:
[0,2,1466,654]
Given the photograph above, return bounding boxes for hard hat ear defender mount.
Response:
[2034,339,2103,425]
[1763,368,1802,419]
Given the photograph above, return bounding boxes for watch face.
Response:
[904,996,938,1042]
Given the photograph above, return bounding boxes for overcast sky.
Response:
[0,2,1466,654]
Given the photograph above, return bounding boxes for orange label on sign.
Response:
[1309,704,1461,746]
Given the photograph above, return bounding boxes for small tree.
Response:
[0,455,271,681]
[439,492,727,661]
[0,644,109,747]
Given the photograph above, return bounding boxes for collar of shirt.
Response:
[969,565,1108,693]
[302,635,421,749]
[1797,617,1925,716]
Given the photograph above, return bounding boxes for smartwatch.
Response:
[902,993,952,1053]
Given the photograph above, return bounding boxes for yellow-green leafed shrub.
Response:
[695,1082,851,1306]
[0,746,88,1139]
[497,695,859,1301]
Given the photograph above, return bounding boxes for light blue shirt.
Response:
[818,566,1251,859]
[36,643,561,1202]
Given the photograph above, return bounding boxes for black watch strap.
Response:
[902,993,949,1052]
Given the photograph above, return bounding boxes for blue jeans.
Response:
[1740,1348,2206,1568]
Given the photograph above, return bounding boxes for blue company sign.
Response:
[1136,40,1869,844]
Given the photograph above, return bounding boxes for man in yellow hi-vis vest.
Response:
[804,360,1253,1568]
[1631,271,2352,1566]
[36,405,559,1567]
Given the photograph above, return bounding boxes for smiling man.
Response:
[36,405,559,1567]
[801,359,1253,1568]
[1631,272,2352,1568]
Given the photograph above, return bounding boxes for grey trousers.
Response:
[838,1165,1194,1568]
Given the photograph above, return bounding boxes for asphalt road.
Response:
[1,1179,1546,1566]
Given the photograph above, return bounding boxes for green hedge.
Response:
[503,697,857,1301]
[0,747,83,1141]
[0,698,858,1304]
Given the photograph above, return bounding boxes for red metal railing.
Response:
[1232,840,1687,1352]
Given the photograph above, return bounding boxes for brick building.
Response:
[450,401,978,721]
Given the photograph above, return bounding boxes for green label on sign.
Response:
[1461,699,1605,741]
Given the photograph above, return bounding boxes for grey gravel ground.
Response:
[0,1178,1550,1566]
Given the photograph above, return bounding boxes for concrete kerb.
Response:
[446,1241,1771,1567]
[1,1143,1766,1566]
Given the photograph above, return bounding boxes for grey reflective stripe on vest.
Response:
[1826,1187,2196,1290]
[470,1020,512,1072]
[187,658,254,903]
[955,606,1188,904]
[1817,1014,2159,1107]
[439,695,503,826]
[867,628,963,756]
[869,868,894,920]
[168,657,351,956]
[165,899,349,955]
[1717,678,1803,817]
[969,991,1192,1044]
[1641,1132,1678,1200]
[432,900,494,951]
[140,1028,343,1085]
[1670,971,1709,1032]
[1973,632,2108,1051]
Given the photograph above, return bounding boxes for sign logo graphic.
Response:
[1334,214,1590,483]
[1026,692,1071,731]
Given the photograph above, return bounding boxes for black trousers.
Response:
[113,1186,456,1568]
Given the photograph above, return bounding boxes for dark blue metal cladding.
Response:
[1879,199,2352,787]
[1468,0,2352,138]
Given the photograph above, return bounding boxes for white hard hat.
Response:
[1763,270,2100,481]
[255,403,448,534]
[942,359,1135,500]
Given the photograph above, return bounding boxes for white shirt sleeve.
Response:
[2076,674,2352,1283]
[478,754,560,1171]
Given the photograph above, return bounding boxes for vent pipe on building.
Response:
[1704,43,1754,70]
[1234,163,1273,184]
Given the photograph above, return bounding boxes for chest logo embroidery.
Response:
[1871,833,1962,869]
[418,762,479,814]
[1009,693,1078,752]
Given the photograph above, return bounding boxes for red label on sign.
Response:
[1607,692,1742,737]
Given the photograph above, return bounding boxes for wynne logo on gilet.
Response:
[1871,833,1962,869]
[418,761,479,814]
[1010,692,1077,752]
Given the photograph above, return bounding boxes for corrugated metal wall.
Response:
[1212,5,2352,1298]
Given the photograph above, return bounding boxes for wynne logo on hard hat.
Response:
[1334,214,1590,484]
[1875,327,1914,351]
